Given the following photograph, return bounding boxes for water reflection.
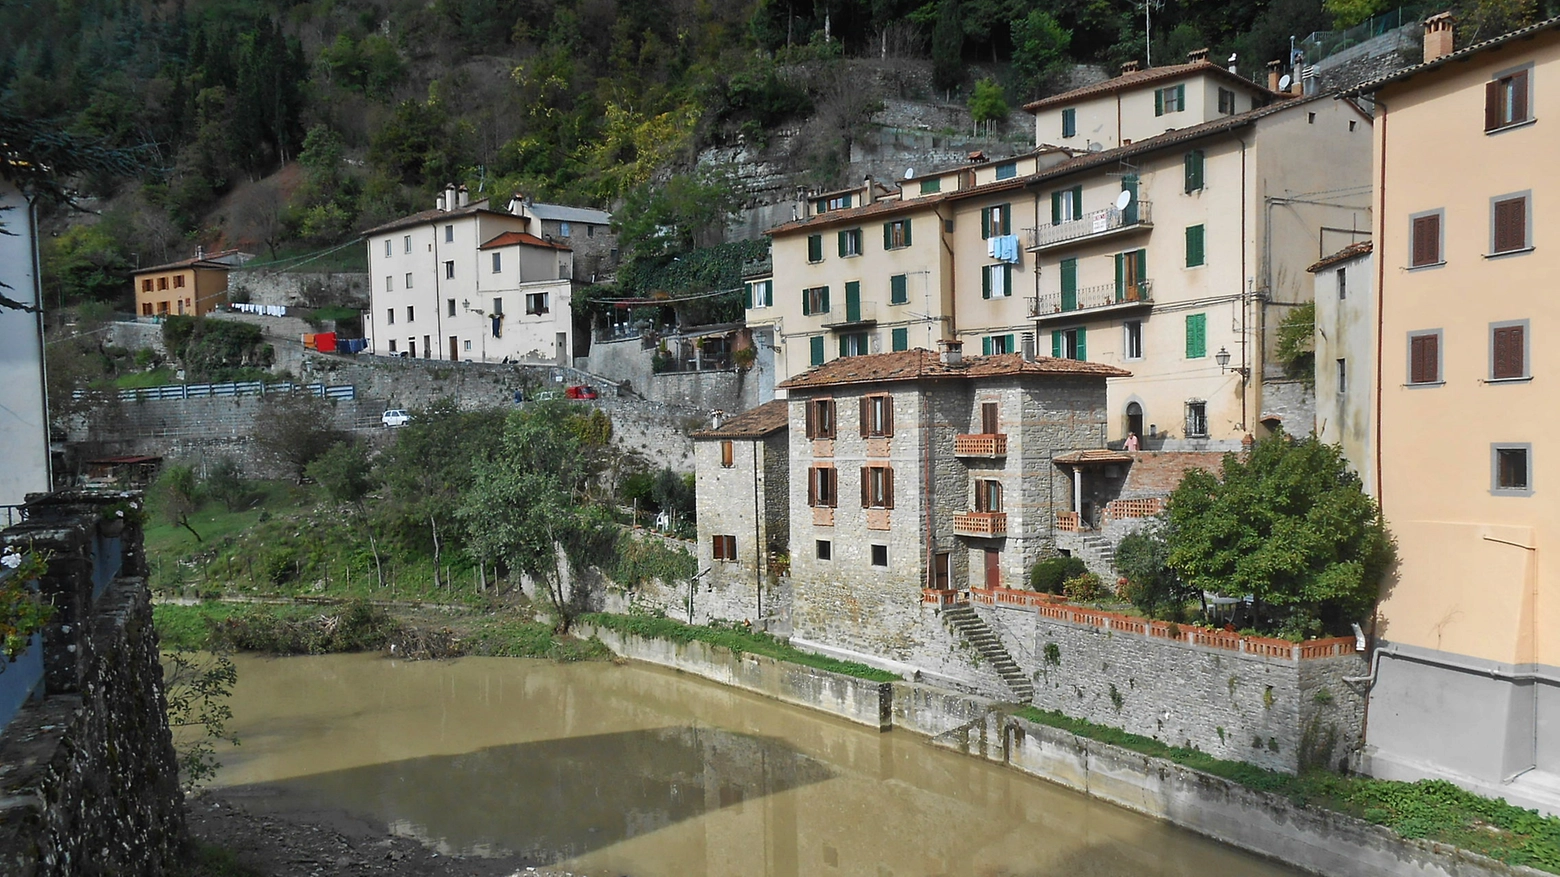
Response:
[216,654,1304,877]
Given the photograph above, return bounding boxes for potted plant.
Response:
[0,550,53,662]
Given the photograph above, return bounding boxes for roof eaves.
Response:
[1343,16,1560,96]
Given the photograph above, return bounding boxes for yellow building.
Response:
[132,249,247,318]
[1350,14,1560,814]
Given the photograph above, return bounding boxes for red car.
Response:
[565,385,599,400]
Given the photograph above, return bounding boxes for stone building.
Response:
[690,399,790,629]
[774,345,1126,688]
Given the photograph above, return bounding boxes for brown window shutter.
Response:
[1486,79,1502,130]
[808,468,817,506]
[860,397,870,437]
[861,466,870,507]
[883,396,894,436]
[827,468,838,507]
[992,481,1002,512]
[1513,70,1530,122]
[805,401,816,438]
[1413,333,1439,383]
[1494,326,1524,378]
[1412,215,1439,266]
[974,480,987,513]
[1495,198,1526,252]
[884,467,895,509]
[713,536,724,560]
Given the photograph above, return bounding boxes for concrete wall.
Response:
[582,337,768,412]
[1313,252,1373,484]
[582,625,893,730]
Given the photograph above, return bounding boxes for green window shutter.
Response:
[1185,150,1204,193]
[883,222,892,250]
[1051,330,1063,357]
[1071,186,1083,217]
[903,218,911,247]
[802,288,811,316]
[1186,313,1206,358]
[1004,334,1015,354]
[982,266,991,299]
[1075,328,1086,361]
[745,283,754,308]
[839,336,849,358]
[1186,225,1204,267]
[1155,89,1164,116]
[1114,252,1124,298]
[1176,84,1185,108]
[892,327,908,351]
[1001,203,1011,235]
[982,336,993,356]
[981,208,991,239]
[890,274,907,304]
[763,283,772,307]
[808,234,822,261]
[1051,192,1061,225]
[810,336,824,366]
[1136,249,1147,282]
[1002,265,1012,296]
[838,230,847,257]
[821,285,830,313]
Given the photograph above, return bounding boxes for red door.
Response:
[984,549,1000,588]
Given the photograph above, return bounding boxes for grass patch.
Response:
[464,616,612,661]
[579,612,899,682]
[1013,705,1560,872]
[153,601,400,655]
[108,367,177,389]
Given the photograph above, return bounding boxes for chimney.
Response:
[1267,59,1283,91]
[1021,332,1037,362]
[863,176,875,204]
[1187,48,1209,64]
[1228,52,1238,73]
[507,195,522,215]
[1120,60,1141,75]
[457,184,470,208]
[436,194,446,211]
[196,245,204,260]
[939,339,964,366]
[444,183,457,212]
[1423,12,1456,63]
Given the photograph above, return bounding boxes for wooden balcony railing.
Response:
[953,511,1007,537]
[953,433,1008,457]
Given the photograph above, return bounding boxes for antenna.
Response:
[904,168,915,180]
[1279,74,1292,91]
[1115,190,1133,211]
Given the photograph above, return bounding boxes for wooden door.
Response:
[984,549,1000,588]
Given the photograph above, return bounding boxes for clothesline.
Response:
[231,303,289,317]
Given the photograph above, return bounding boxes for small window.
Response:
[406,305,415,322]
[1337,267,1347,300]
[1492,445,1532,495]
[492,252,502,273]
[808,466,838,507]
[493,297,504,315]
[404,235,412,253]
[388,339,397,353]
[1124,320,1143,360]
[816,539,832,560]
[720,440,735,467]
[463,340,471,351]
[1184,150,1205,193]
[980,401,999,434]
[588,225,595,237]
[1491,193,1530,254]
[385,276,393,292]
[1410,211,1444,267]
[1050,327,1084,360]
[810,335,825,366]
[919,179,941,195]
[444,224,453,243]
[861,394,894,437]
[1485,69,1531,131]
[891,327,909,351]
[559,221,571,237]
[1337,358,1347,395]
[889,274,908,304]
[838,228,863,257]
[1185,224,1205,267]
[986,334,1016,355]
[884,218,912,249]
[807,234,824,262]
[1185,313,1207,359]
[1186,401,1209,438]
[870,544,888,567]
[712,535,737,561]
[1491,321,1528,380]
[974,478,1003,513]
[384,239,392,257]
[157,276,168,290]
[447,298,456,317]
[806,398,837,439]
[1051,187,1083,224]
[1217,88,1236,115]
[839,331,869,357]
[982,264,1012,298]
[1061,107,1077,138]
[1409,331,1441,385]
[525,292,550,315]
[981,204,1011,239]
[174,275,185,288]
[141,279,152,292]
[444,261,455,279]
[386,308,395,325]
[803,286,830,315]
[1155,83,1186,115]
[995,161,1017,180]
[747,280,773,309]
[862,465,894,508]
[405,272,414,288]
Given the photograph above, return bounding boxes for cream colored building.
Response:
[758,57,1372,450]
[363,187,586,364]
[1310,241,1374,488]
[1348,15,1560,815]
[133,248,248,318]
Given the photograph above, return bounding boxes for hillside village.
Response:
[3,4,1560,875]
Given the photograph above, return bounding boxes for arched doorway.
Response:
[1125,402,1144,443]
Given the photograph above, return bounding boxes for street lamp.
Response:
[1215,346,1247,379]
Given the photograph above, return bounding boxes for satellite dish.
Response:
[1115,190,1133,211]
[904,168,915,180]
[1279,74,1292,90]
[1087,141,1103,153]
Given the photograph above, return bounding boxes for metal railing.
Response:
[1031,280,1152,318]
[1299,4,1427,64]
[1025,201,1152,251]
[81,381,357,403]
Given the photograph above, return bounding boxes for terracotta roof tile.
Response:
[1022,61,1281,113]
[777,350,1129,391]
[133,250,244,275]
[1120,451,1225,497]
[361,200,514,236]
[1308,240,1372,272]
[479,231,571,251]
[692,399,790,439]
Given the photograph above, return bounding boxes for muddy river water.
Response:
[214,653,1304,877]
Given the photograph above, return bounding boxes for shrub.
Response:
[1062,572,1108,602]
[1031,556,1086,593]
[1115,519,1196,618]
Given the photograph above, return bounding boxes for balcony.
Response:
[953,512,1007,537]
[1025,201,1152,252]
[1031,280,1152,322]
[954,434,1008,457]
[820,300,878,328]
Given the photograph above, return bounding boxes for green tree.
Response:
[252,393,346,483]
[1115,519,1197,619]
[204,457,259,512]
[39,224,132,306]
[373,400,506,557]
[1276,301,1316,387]
[1166,436,1395,638]
[154,463,204,542]
[163,648,239,790]
[457,403,617,630]
[308,441,376,504]
[967,78,1009,133]
[613,170,741,261]
[931,0,964,93]
[1010,10,1073,100]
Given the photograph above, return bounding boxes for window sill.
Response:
[841,253,862,259]
[1491,488,1534,497]
[1484,247,1534,260]
[1485,376,1532,384]
[1405,380,1445,388]
[1407,260,1446,271]
[1486,117,1537,135]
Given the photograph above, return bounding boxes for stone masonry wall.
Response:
[227,271,370,309]
[982,602,1367,773]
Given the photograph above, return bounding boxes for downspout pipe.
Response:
[1374,98,1389,501]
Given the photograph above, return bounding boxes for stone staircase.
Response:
[940,604,1034,702]
[1076,532,1117,578]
